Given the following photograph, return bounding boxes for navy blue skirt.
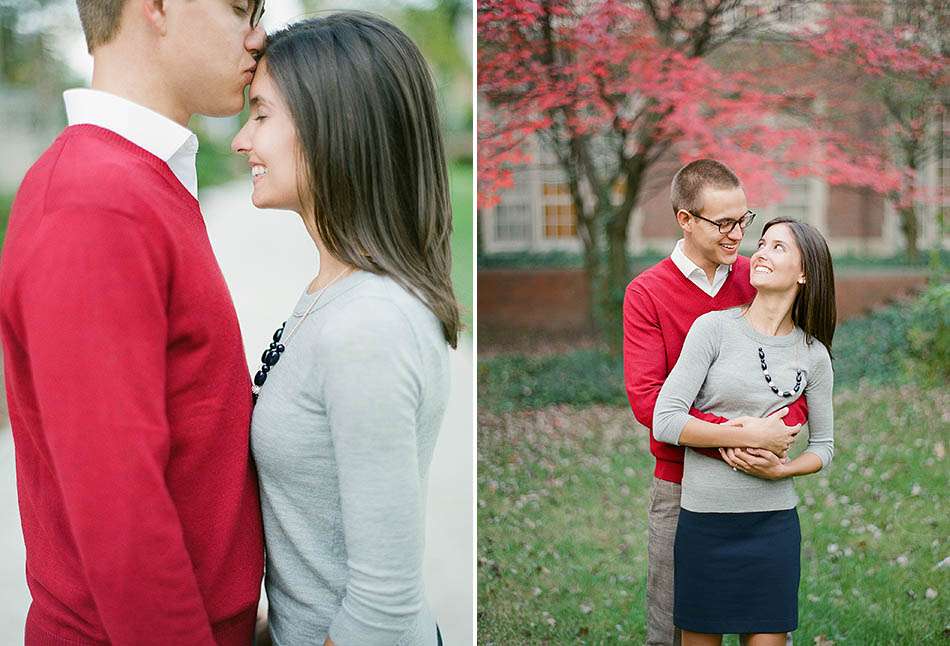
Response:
[674,507,800,634]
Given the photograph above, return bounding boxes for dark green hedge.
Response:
[478,282,949,413]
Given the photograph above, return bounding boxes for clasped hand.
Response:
[719,447,789,480]
[718,408,797,479]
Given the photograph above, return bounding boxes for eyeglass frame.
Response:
[681,209,756,235]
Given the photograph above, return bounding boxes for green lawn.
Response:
[478,290,949,643]
[478,386,949,644]
[450,161,473,332]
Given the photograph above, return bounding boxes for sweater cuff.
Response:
[652,411,690,446]
[805,445,834,469]
[328,604,412,646]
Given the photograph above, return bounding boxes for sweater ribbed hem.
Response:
[327,603,436,646]
[59,124,199,211]
[653,458,684,484]
[212,606,257,646]
[25,605,257,646]
[662,256,750,302]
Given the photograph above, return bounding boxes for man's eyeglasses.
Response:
[249,0,265,28]
[683,209,756,235]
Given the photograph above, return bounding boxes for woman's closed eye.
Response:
[254,114,268,122]
[233,2,250,17]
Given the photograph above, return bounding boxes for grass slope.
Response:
[477,386,949,644]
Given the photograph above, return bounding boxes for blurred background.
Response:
[0,0,473,642]
[0,0,473,309]
[477,1,947,643]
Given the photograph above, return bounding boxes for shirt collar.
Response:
[670,239,732,281]
[63,88,199,198]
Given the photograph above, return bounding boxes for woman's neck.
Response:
[745,290,797,336]
[301,211,355,293]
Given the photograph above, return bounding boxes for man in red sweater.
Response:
[0,2,267,644]
[623,159,807,646]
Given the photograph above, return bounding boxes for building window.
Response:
[778,3,806,25]
[493,203,532,243]
[542,182,577,239]
[725,0,816,35]
[777,178,810,222]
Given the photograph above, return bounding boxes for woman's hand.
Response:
[719,447,790,480]
[732,409,801,455]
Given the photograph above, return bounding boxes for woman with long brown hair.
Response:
[230,12,459,645]
[653,217,836,645]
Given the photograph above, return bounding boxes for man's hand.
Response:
[732,407,801,455]
[720,447,790,480]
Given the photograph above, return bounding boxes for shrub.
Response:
[478,350,625,413]
[904,282,950,386]
[479,284,948,413]
[833,281,948,389]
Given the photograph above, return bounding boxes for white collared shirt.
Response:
[670,239,731,297]
[63,88,200,199]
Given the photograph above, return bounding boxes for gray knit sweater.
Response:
[250,271,449,646]
[653,307,834,513]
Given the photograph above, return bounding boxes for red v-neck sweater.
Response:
[623,256,808,483]
[0,125,264,645]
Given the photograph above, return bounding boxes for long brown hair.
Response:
[263,12,461,347]
[762,217,836,358]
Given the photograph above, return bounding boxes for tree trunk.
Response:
[601,207,630,353]
[599,165,647,354]
[898,205,920,263]
[898,143,921,262]
[581,223,605,335]
[900,154,920,262]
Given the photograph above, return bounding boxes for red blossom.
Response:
[477,0,942,210]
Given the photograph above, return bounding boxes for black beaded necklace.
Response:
[757,346,802,398]
[252,322,286,404]
[251,267,353,404]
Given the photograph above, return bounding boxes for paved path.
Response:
[0,428,30,642]
[0,180,474,643]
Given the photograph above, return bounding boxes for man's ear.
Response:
[675,209,692,233]
[141,0,169,36]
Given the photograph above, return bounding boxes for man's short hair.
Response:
[670,159,741,216]
[76,0,127,53]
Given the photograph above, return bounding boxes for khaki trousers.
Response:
[647,477,682,646]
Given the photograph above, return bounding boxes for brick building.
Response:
[480,134,948,259]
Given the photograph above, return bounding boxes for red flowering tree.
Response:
[478,0,907,344]
[801,3,948,261]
